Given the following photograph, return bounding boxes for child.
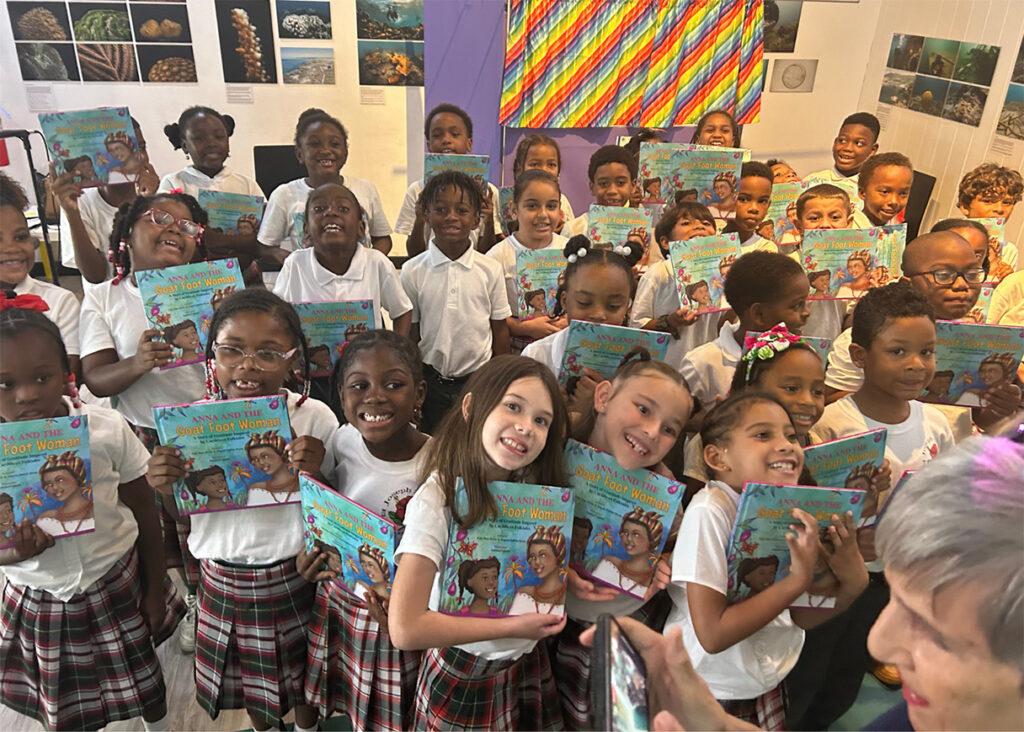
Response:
[680,251,810,413]
[511,134,575,229]
[721,162,778,252]
[395,103,501,255]
[259,108,393,261]
[0,173,81,375]
[389,355,569,730]
[400,171,512,433]
[805,112,880,190]
[272,182,413,335]
[554,351,692,728]
[856,152,914,228]
[563,145,637,237]
[667,392,868,728]
[486,169,568,349]
[145,289,338,732]
[931,217,990,270]
[690,109,741,147]
[0,307,184,731]
[957,163,1023,278]
[766,159,800,183]
[300,330,429,731]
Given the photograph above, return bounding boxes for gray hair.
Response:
[877,436,1024,674]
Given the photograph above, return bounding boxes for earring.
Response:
[413,405,423,426]
[204,359,224,400]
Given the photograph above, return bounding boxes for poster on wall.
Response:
[909,74,949,117]
[214,0,277,83]
[942,82,987,127]
[917,38,959,78]
[281,47,334,84]
[886,34,924,72]
[769,59,817,92]
[763,0,802,53]
[953,43,1000,86]
[277,1,331,39]
[998,84,1024,140]
[354,0,423,86]
[356,0,423,40]
[879,70,914,108]
[1013,35,1024,84]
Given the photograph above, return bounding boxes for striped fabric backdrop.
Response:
[499,0,764,128]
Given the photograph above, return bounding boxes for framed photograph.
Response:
[769,59,817,92]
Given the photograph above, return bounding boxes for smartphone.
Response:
[589,613,650,732]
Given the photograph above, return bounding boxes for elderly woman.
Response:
[583,434,1024,731]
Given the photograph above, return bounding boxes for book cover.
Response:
[803,428,887,524]
[922,321,1024,407]
[196,190,265,236]
[587,205,654,255]
[300,474,397,603]
[293,300,375,377]
[152,396,296,516]
[514,248,565,320]
[37,107,139,187]
[801,227,880,298]
[977,217,1012,282]
[423,153,490,192]
[564,440,683,601]
[136,259,244,368]
[498,185,516,235]
[765,181,812,243]
[743,331,833,366]
[0,415,94,548]
[559,321,670,387]
[803,173,860,205]
[637,142,744,208]
[668,233,743,311]
[437,480,574,617]
[291,212,311,249]
[875,224,907,282]
[963,283,997,324]
[726,482,865,609]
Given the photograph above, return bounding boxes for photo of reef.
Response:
[356,0,423,40]
[277,0,331,40]
[357,39,423,86]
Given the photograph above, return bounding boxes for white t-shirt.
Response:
[12,275,81,355]
[563,212,588,238]
[272,246,412,328]
[79,278,204,428]
[486,232,567,314]
[665,479,804,700]
[395,472,538,661]
[679,321,743,411]
[739,232,778,253]
[988,271,1024,325]
[58,187,118,292]
[521,326,571,377]
[3,399,150,601]
[400,241,511,378]
[188,390,339,564]
[157,164,263,198]
[394,178,502,243]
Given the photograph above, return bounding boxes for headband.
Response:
[741,324,806,382]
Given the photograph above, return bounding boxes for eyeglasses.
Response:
[138,208,204,238]
[212,343,297,370]
[904,268,986,285]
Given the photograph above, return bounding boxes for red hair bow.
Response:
[0,292,50,313]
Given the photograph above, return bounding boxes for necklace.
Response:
[617,564,654,592]
[532,586,566,614]
[54,503,93,533]
[266,476,299,503]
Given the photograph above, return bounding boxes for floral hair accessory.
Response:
[0,292,50,313]
[740,324,806,382]
[167,187,184,194]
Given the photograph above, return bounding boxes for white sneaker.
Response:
[177,593,197,654]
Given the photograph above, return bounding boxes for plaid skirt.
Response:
[721,683,787,731]
[304,584,420,730]
[0,547,185,731]
[194,558,315,728]
[414,643,563,731]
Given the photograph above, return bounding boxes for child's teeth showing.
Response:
[501,437,526,455]
[361,413,393,423]
[234,379,259,390]
[769,460,796,471]
[625,434,648,455]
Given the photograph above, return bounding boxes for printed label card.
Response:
[801,227,880,298]
[668,233,743,311]
[923,321,1024,406]
[152,396,296,516]
[514,248,566,320]
[0,415,94,547]
[803,428,887,524]
[196,190,265,236]
[38,106,139,186]
[437,480,574,617]
[300,475,397,603]
[424,153,490,192]
[136,259,245,368]
[874,223,907,282]
[559,321,670,387]
[637,142,744,209]
[587,205,654,255]
[564,440,683,601]
[765,181,812,243]
[293,301,375,378]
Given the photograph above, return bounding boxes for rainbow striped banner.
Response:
[500,0,763,128]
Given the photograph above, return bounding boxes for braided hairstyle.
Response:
[0,309,71,377]
[562,234,643,296]
[107,192,208,285]
[164,106,236,151]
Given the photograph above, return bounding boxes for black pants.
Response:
[421,365,472,435]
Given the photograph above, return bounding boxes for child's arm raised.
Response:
[49,164,109,284]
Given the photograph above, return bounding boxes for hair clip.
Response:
[567,246,588,264]
[613,244,628,256]
[740,324,806,382]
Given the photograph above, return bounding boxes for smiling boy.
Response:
[855,152,914,228]
[563,145,638,237]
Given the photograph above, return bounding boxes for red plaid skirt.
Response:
[194,557,314,728]
[413,642,563,731]
[304,584,420,730]
[0,547,185,731]
[721,683,788,731]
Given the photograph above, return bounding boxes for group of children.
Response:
[0,99,1021,732]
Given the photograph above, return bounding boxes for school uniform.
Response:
[740,232,779,253]
[679,321,744,412]
[397,473,562,731]
[157,164,263,198]
[487,233,567,352]
[10,275,81,355]
[0,400,185,731]
[58,187,117,294]
[394,179,502,245]
[988,270,1024,325]
[563,212,588,238]
[521,326,571,377]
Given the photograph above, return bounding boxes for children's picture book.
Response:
[765,181,812,244]
[803,172,861,205]
[152,396,297,516]
[801,227,880,298]
[587,205,654,255]
[976,217,1012,282]
[300,474,397,603]
[293,300,375,378]
[559,321,670,387]
[803,428,887,524]
[922,321,1024,407]
[874,223,907,283]
[0,415,94,547]
[668,233,743,312]
[498,185,516,235]
[564,440,683,601]
[514,248,565,320]
[196,190,265,236]
[136,259,245,368]
[727,482,865,609]
[423,153,490,192]
[437,480,574,617]
[38,107,139,187]
[962,283,996,324]
[291,212,310,249]
[743,331,833,366]
[637,142,744,209]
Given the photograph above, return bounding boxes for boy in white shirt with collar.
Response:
[855,152,913,229]
[562,145,637,238]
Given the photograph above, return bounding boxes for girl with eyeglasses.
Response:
[145,288,338,732]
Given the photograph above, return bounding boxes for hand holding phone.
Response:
[589,614,650,731]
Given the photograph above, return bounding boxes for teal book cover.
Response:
[38,106,138,186]
[293,300,375,378]
[637,142,744,208]
[136,259,244,368]
[514,248,565,320]
[438,480,574,617]
[668,232,742,311]
[587,205,653,254]
[424,153,490,190]
[803,428,887,523]
[963,283,996,324]
[291,212,311,249]
[559,321,670,387]
[923,321,1024,407]
[498,185,516,235]
[196,190,265,236]
[726,482,865,609]
[300,474,397,603]
[801,227,880,298]
[875,224,907,282]
[152,396,296,516]
[0,415,94,547]
[564,440,683,601]
[765,181,812,243]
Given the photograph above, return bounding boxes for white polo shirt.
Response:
[12,275,81,355]
[679,321,743,411]
[272,246,412,328]
[157,164,263,198]
[58,187,117,292]
[400,240,511,378]
[486,232,567,314]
